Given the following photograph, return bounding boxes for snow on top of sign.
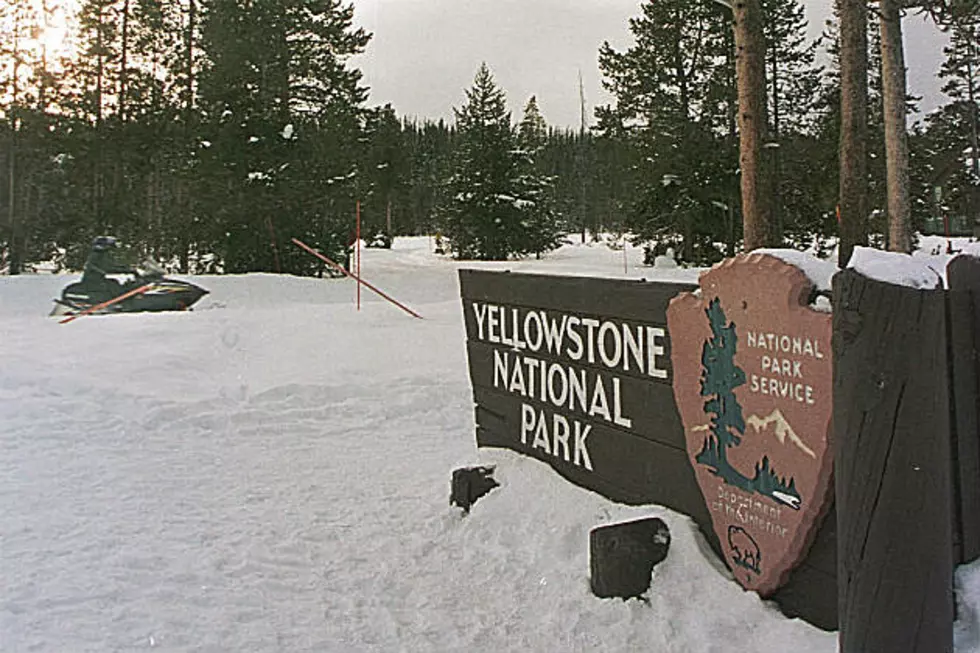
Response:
[812,295,832,313]
[754,248,838,293]
[848,246,945,289]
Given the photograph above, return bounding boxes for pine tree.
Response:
[404,118,454,236]
[939,20,980,223]
[65,0,134,240]
[763,0,823,136]
[762,0,825,244]
[1,0,33,273]
[588,126,633,237]
[2,0,380,274]
[363,104,408,247]
[923,0,980,26]
[438,63,551,260]
[913,103,980,233]
[816,8,901,251]
[697,298,747,475]
[517,96,547,151]
[597,0,737,264]
[515,96,564,258]
[695,297,800,500]
[198,0,371,274]
[0,0,79,273]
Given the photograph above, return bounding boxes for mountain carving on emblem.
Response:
[746,409,815,459]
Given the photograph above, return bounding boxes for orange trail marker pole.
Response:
[356,201,361,312]
[291,238,424,320]
[266,216,282,273]
[59,283,153,324]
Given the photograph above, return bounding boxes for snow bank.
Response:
[959,241,980,260]
[1,237,978,651]
[849,246,945,289]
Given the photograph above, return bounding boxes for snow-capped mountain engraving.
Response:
[746,409,816,459]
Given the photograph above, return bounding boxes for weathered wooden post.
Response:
[947,255,980,564]
[833,268,954,653]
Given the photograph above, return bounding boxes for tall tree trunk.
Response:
[7,127,18,275]
[734,0,773,251]
[95,2,105,229]
[186,0,196,120]
[880,0,911,252]
[38,0,50,110]
[578,73,587,243]
[95,3,104,130]
[113,0,131,240]
[7,15,21,275]
[674,6,690,121]
[726,27,739,256]
[181,0,197,272]
[968,29,979,226]
[837,0,869,266]
[120,0,130,123]
[770,41,783,243]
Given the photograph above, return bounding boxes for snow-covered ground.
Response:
[2,236,979,652]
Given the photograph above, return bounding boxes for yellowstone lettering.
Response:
[471,302,668,378]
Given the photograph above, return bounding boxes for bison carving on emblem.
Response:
[728,525,762,575]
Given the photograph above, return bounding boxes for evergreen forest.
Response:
[1,0,977,274]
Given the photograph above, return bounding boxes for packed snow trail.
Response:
[1,237,978,652]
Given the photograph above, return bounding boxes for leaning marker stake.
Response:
[356,201,362,312]
[59,284,153,324]
[291,238,423,320]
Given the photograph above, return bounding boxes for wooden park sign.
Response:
[457,269,707,519]
[459,256,834,598]
[666,254,834,595]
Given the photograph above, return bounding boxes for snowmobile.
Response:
[50,237,209,317]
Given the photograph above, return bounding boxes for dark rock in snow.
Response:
[450,466,499,514]
[590,517,671,600]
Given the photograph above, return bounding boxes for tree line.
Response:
[1,0,978,274]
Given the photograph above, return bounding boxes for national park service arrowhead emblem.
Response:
[666,253,834,596]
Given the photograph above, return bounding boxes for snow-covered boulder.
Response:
[653,247,679,269]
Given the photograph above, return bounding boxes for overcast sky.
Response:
[350,0,950,129]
